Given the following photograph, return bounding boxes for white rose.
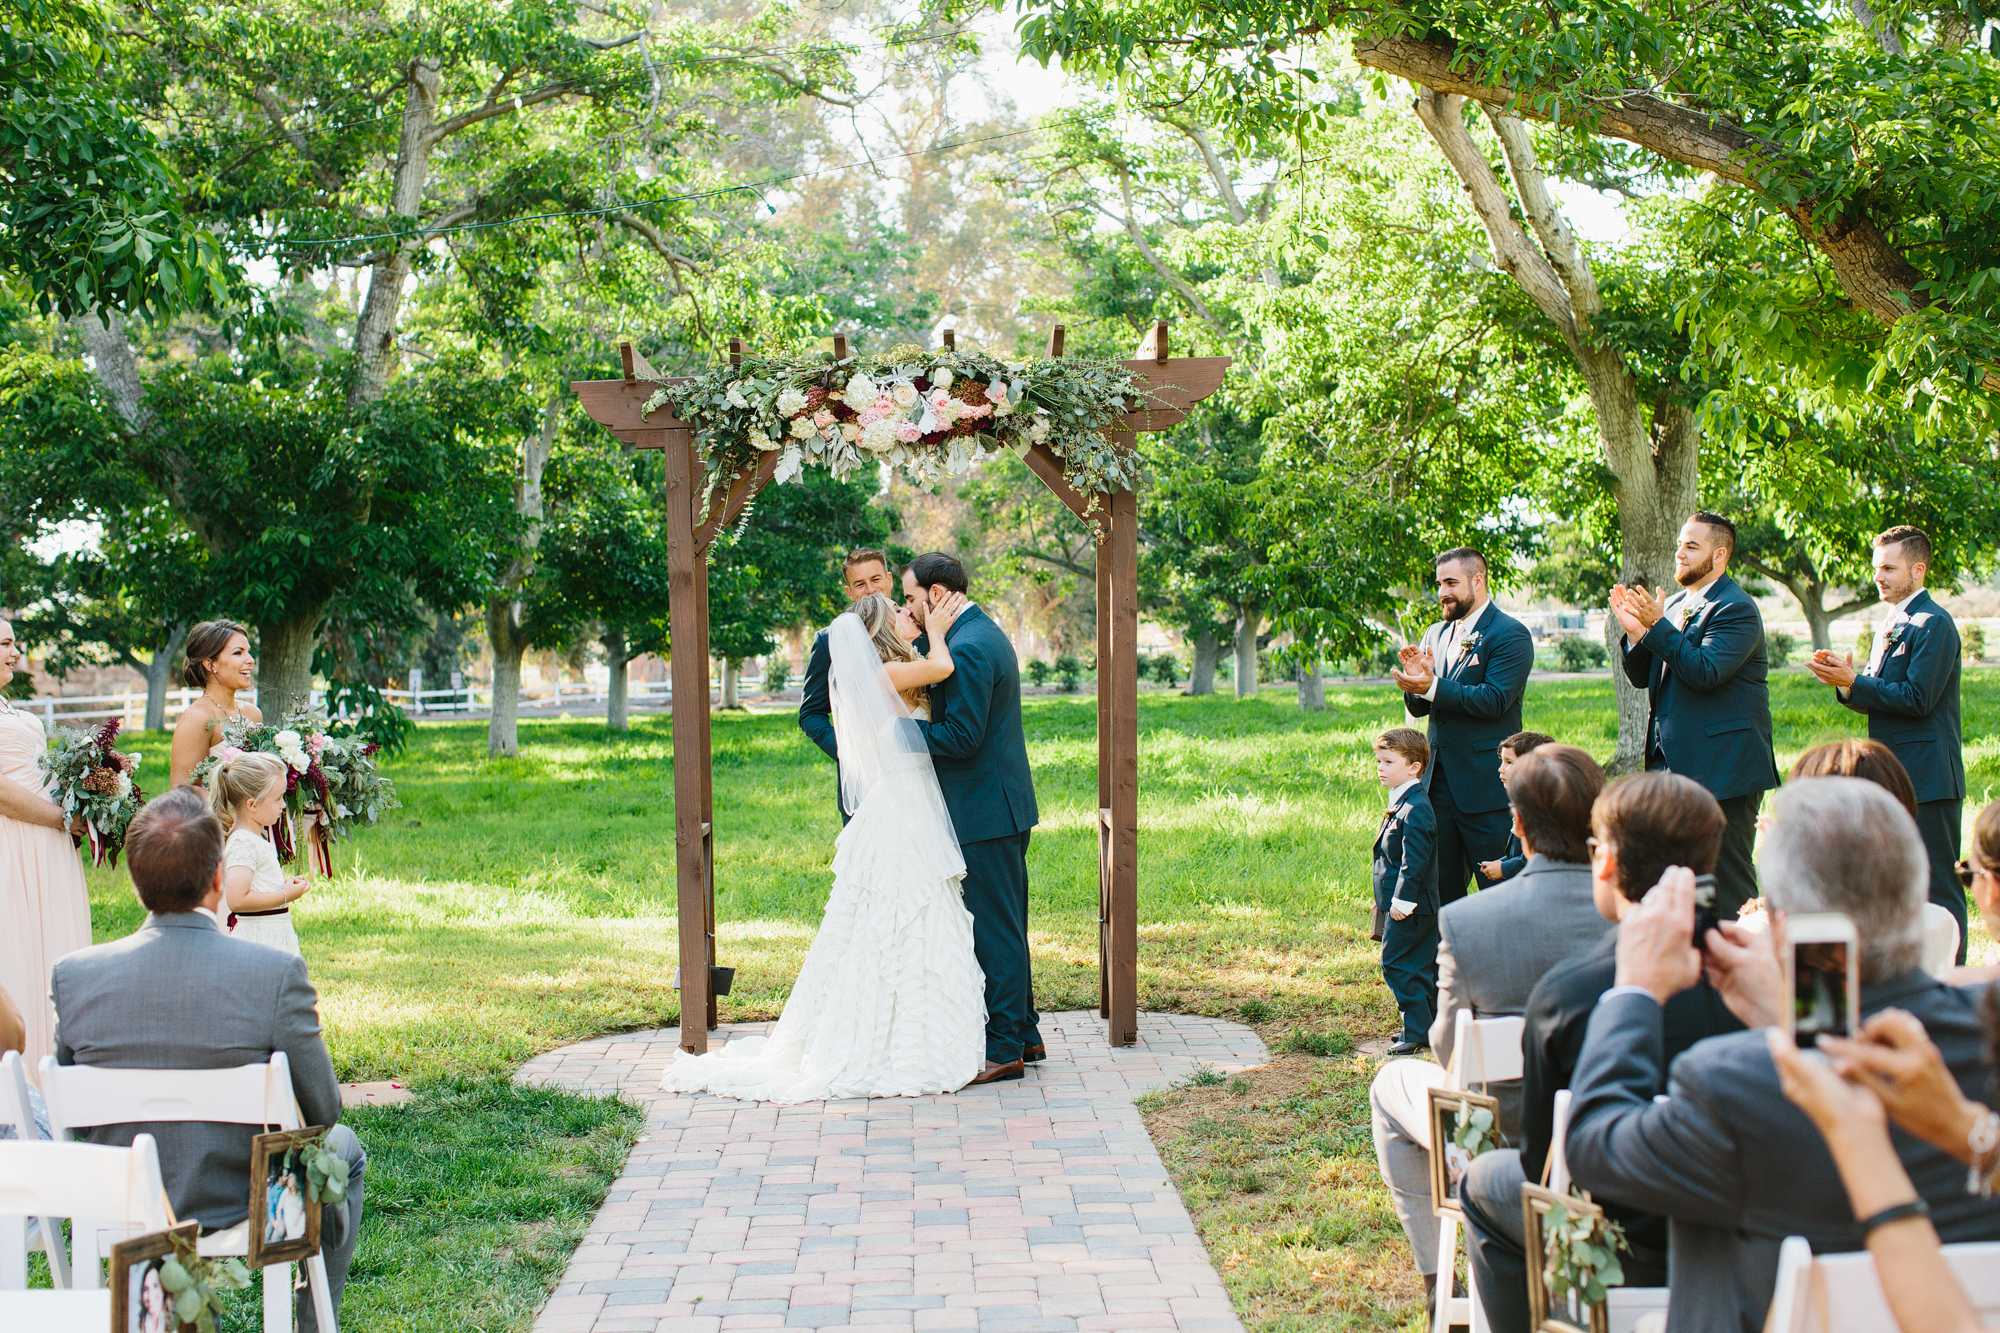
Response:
[776,388,807,417]
[891,382,919,409]
[841,423,861,442]
[788,415,815,439]
[274,729,302,749]
[932,366,954,389]
[861,418,901,453]
[844,374,876,406]
[115,771,133,798]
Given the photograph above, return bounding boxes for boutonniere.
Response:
[1460,631,1485,652]
[1883,623,1906,649]
[1677,604,1699,629]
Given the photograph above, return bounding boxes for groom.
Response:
[905,551,1042,1084]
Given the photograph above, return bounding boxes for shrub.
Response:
[1765,630,1797,669]
[761,654,791,694]
[1853,621,1874,663]
[1153,653,1181,687]
[1238,997,1274,1022]
[1025,657,1051,687]
[1555,636,1607,672]
[1275,1029,1354,1058]
[1052,653,1082,691]
[1966,623,1987,661]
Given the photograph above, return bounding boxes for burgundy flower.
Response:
[82,767,119,795]
[803,385,829,411]
[94,717,121,750]
[950,381,990,407]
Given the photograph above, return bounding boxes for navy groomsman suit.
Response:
[914,603,1044,1065]
[1374,779,1440,1047]
[1405,599,1535,906]
[1620,573,1779,917]
[1838,588,1967,957]
[797,629,849,821]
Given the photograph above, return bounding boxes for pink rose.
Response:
[212,744,245,762]
[896,422,922,442]
[813,409,834,428]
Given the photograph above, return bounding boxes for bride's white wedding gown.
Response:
[658,616,986,1103]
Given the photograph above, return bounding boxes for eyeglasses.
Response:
[1958,860,1988,889]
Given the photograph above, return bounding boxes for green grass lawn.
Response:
[80,667,1999,1332]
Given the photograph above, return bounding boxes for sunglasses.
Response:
[1958,860,1983,889]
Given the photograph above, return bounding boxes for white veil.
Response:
[827,612,963,875]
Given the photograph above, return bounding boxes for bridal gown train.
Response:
[658,619,986,1103]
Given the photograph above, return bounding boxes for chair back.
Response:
[0,1137,172,1243]
[39,1052,304,1137]
[1547,1089,1573,1194]
[1445,1010,1525,1091]
[1764,1234,2000,1332]
[0,1053,39,1140]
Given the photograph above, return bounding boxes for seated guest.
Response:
[1746,739,1960,970]
[1950,800,1999,983]
[1370,743,1608,1311]
[1458,772,1742,1333]
[1566,778,2000,1333]
[0,982,51,1138]
[1767,994,2000,1333]
[51,787,363,1333]
[1478,731,1557,884]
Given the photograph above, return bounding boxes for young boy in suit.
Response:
[1479,730,1557,883]
[1374,727,1440,1055]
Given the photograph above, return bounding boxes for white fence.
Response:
[11,674,785,727]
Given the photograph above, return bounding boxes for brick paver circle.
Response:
[515,1010,1268,1333]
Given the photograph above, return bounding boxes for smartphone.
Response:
[1783,912,1860,1044]
[1691,872,1722,942]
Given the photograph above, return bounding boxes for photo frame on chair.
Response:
[110,1221,199,1333]
[247,1127,324,1268]
[1522,1183,1609,1333]
[1428,1085,1502,1219]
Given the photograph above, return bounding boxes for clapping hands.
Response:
[1805,648,1859,689]
[1608,582,1668,642]
[1389,643,1436,695]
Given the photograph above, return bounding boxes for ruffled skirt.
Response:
[659,777,984,1102]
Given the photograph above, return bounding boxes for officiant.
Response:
[799,548,897,820]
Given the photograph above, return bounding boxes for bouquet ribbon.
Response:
[74,820,111,870]
[267,809,332,876]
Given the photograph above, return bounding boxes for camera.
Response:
[1692,872,1722,944]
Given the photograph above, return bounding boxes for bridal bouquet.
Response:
[40,717,148,867]
[188,705,399,872]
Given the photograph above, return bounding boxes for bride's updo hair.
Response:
[851,594,919,666]
[182,619,251,689]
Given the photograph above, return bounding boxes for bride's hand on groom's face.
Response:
[926,591,968,636]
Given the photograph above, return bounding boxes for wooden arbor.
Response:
[570,325,1229,1053]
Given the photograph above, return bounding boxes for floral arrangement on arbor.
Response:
[39,717,147,867]
[648,345,1155,495]
[188,705,399,872]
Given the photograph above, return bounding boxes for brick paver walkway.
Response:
[515,1010,1267,1333]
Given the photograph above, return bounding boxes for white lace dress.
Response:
[658,627,985,1103]
[223,828,300,956]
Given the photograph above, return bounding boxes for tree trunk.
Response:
[1297,653,1325,711]
[604,627,630,732]
[255,613,321,718]
[1188,626,1220,696]
[69,313,151,432]
[484,390,562,755]
[721,658,741,709]
[347,60,444,409]
[1233,601,1262,699]
[487,626,524,755]
[1800,598,1831,654]
[142,623,186,732]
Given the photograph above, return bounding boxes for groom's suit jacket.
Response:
[53,912,344,1231]
[915,603,1038,844]
[1838,588,1964,805]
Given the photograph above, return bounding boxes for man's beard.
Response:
[1877,576,1916,605]
[1676,556,1717,588]
[1440,596,1471,622]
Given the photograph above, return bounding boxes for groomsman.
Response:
[1805,525,1966,959]
[798,548,896,818]
[1609,512,1778,918]
[1391,548,1535,907]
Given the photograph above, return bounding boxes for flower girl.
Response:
[207,751,311,955]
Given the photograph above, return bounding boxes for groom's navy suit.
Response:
[798,629,848,819]
[916,602,1043,1064]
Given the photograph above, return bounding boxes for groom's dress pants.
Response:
[962,830,1042,1063]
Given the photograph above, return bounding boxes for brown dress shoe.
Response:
[967,1058,1025,1085]
[1023,1044,1047,1063]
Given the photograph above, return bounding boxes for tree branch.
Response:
[1485,109,1601,322]
[1106,167,1223,331]
[250,86,346,193]
[427,77,576,143]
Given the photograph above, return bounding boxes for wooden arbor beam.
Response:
[572,326,1230,1055]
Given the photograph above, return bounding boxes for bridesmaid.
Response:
[169,620,262,786]
[0,618,92,1069]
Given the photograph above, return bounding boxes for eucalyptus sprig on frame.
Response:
[1541,1193,1629,1307]
[158,1228,253,1332]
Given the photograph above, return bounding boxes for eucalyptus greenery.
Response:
[159,1228,253,1333]
[647,345,1154,501]
[1449,1095,1498,1159]
[1541,1194,1629,1308]
[297,1136,349,1207]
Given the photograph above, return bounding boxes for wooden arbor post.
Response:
[569,328,1228,1053]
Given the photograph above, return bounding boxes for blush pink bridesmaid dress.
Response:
[0,703,92,1067]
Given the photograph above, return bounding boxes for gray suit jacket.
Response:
[1429,855,1609,1134]
[1568,975,2000,1333]
[53,912,343,1231]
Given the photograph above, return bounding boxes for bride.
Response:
[659,590,987,1102]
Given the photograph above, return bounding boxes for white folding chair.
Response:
[1434,1010,1525,1333]
[40,1052,340,1333]
[1543,1084,1668,1332]
[1764,1233,2000,1333]
[1,1050,70,1288]
[0,1134,167,1329]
